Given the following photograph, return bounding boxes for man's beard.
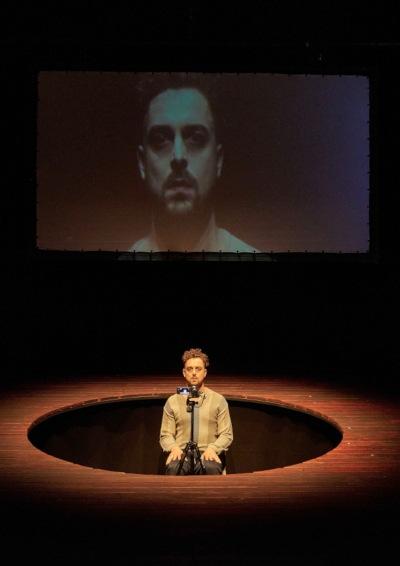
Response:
[164,191,197,215]
[151,174,215,250]
[161,171,200,216]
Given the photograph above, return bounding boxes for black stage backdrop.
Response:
[2,7,400,390]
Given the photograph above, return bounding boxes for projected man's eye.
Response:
[148,126,209,152]
[148,127,173,150]
[184,126,209,149]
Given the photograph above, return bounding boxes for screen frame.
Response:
[28,42,380,264]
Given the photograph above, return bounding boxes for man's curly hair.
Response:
[182,348,209,368]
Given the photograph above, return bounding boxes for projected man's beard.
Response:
[161,172,203,216]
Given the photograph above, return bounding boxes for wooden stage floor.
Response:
[0,374,399,564]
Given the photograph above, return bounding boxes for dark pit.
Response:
[28,396,342,474]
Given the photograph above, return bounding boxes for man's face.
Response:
[182,357,207,390]
[138,88,223,216]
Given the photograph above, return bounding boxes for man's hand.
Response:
[202,447,221,463]
[166,446,183,465]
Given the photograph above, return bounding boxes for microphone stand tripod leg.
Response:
[176,445,190,475]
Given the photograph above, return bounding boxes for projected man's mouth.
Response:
[164,175,197,194]
[163,173,198,214]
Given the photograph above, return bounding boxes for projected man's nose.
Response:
[171,156,188,173]
[171,136,188,172]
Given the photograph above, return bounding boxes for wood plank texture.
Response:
[1,374,399,564]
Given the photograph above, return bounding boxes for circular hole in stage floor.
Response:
[28,396,342,474]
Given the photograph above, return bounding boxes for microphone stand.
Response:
[176,391,206,475]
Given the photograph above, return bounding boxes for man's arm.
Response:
[205,397,233,457]
[160,399,180,452]
[159,398,185,465]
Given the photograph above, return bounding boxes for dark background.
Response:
[2,4,400,390]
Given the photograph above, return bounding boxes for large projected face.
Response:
[138,88,223,216]
[37,72,370,255]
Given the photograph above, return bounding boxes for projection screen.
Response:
[37,72,370,255]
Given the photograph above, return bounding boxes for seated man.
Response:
[160,348,233,475]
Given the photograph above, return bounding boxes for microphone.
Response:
[190,386,199,397]
[186,386,199,412]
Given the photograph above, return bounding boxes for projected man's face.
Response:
[182,357,207,391]
[138,88,223,216]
